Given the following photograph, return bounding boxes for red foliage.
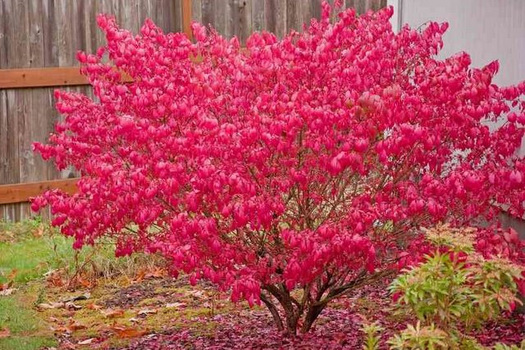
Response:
[33,2,525,333]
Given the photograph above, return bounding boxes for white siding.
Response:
[395,0,525,156]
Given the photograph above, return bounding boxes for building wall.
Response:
[389,0,525,236]
[391,0,525,155]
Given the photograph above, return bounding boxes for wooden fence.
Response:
[0,0,386,222]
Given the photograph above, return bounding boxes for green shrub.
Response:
[363,225,524,349]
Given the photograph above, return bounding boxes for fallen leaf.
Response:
[189,290,205,299]
[45,270,65,287]
[86,303,103,310]
[63,292,91,303]
[37,302,65,310]
[65,302,82,310]
[0,288,16,296]
[0,281,13,291]
[73,275,94,289]
[0,328,10,338]
[166,302,186,308]
[131,269,147,284]
[65,319,86,332]
[33,225,44,238]
[58,340,77,350]
[110,324,147,338]
[63,310,76,318]
[145,267,167,279]
[7,269,18,280]
[137,308,157,316]
[101,308,125,318]
[78,338,96,345]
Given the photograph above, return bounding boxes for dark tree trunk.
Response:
[260,292,284,331]
[301,303,326,333]
[284,308,300,335]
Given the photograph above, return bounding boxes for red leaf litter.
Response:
[119,284,525,350]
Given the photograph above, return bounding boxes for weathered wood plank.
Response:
[0,1,8,69]
[3,89,20,220]
[224,0,235,38]
[201,0,214,28]
[213,0,226,36]
[252,0,265,32]
[0,67,86,89]
[24,0,47,219]
[172,0,184,33]
[0,178,79,205]
[310,0,322,22]
[0,67,135,89]
[237,0,253,44]
[286,0,298,32]
[265,0,287,38]
[191,0,202,25]
[43,0,58,67]
[55,0,74,67]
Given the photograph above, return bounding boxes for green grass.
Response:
[0,219,70,349]
[0,218,172,349]
[0,236,73,284]
[0,291,56,350]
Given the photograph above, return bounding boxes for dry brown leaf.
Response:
[131,269,147,284]
[137,308,157,316]
[78,338,96,345]
[75,275,94,289]
[0,288,16,296]
[165,302,186,308]
[65,319,87,333]
[86,303,103,310]
[45,270,65,287]
[110,324,147,338]
[59,340,78,350]
[65,302,83,310]
[101,308,125,318]
[63,310,77,318]
[63,292,91,303]
[0,328,10,338]
[0,281,13,291]
[189,290,205,299]
[7,269,18,280]
[33,225,44,238]
[37,302,65,310]
[145,267,167,279]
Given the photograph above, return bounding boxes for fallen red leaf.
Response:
[110,324,147,338]
[65,319,87,333]
[7,269,18,280]
[86,303,103,310]
[145,267,167,279]
[0,328,10,338]
[101,308,125,318]
[0,281,13,291]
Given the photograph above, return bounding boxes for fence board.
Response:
[0,179,79,205]
[0,67,87,89]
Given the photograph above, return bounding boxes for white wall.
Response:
[397,0,525,86]
[390,0,525,156]
[388,1,525,236]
